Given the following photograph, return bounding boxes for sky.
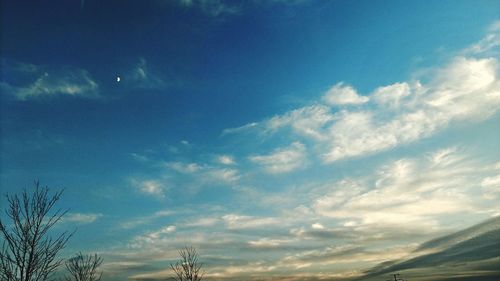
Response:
[1,0,500,280]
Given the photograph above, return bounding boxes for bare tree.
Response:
[170,246,204,281]
[63,252,102,281]
[387,273,406,281]
[0,181,73,281]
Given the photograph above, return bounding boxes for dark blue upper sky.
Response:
[1,1,500,280]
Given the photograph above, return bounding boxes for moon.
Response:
[116,76,121,82]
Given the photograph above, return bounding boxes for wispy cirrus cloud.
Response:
[123,58,167,90]
[223,24,500,163]
[131,179,167,199]
[464,20,500,55]
[107,143,500,279]
[249,141,307,174]
[1,60,100,100]
[482,174,500,200]
[119,209,175,229]
[166,161,203,174]
[312,146,500,231]
[165,160,241,184]
[0,58,171,102]
[222,214,280,230]
[247,237,295,249]
[98,21,500,281]
[64,212,103,224]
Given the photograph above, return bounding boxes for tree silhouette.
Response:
[63,252,103,281]
[170,246,204,281]
[0,181,73,281]
[387,273,406,281]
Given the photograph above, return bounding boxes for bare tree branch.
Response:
[170,246,204,281]
[0,181,73,281]
[63,252,103,281]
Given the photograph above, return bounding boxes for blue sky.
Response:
[1,0,500,280]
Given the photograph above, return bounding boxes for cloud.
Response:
[93,22,500,281]
[372,82,411,109]
[363,217,500,279]
[290,226,355,241]
[464,21,500,55]
[166,162,202,174]
[1,60,100,100]
[208,168,240,183]
[217,154,236,165]
[223,28,500,163]
[64,212,103,224]
[322,82,369,105]
[247,238,294,249]
[221,122,259,136]
[101,261,155,276]
[182,217,219,227]
[320,56,500,163]
[482,174,500,200]
[279,244,413,272]
[130,225,177,249]
[130,152,150,162]
[222,214,280,230]
[111,144,499,278]
[249,141,307,174]
[120,209,175,229]
[312,147,498,232]
[282,245,366,265]
[131,179,166,198]
[311,223,325,230]
[165,160,240,184]
[125,58,166,90]
[265,105,335,140]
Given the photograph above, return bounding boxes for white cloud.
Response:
[166,161,202,173]
[481,174,500,199]
[64,213,103,224]
[208,168,240,183]
[464,21,500,55]
[322,82,369,105]
[313,147,495,231]
[249,142,307,174]
[1,61,100,100]
[265,104,335,140]
[372,82,411,109]
[221,122,259,136]
[294,205,313,216]
[279,244,414,270]
[132,179,166,198]
[323,56,500,162]
[313,180,366,214]
[223,29,500,164]
[130,152,150,162]
[161,225,177,233]
[102,22,500,280]
[248,238,292,249]
[311,223,325,230]
[217,154,236,165]
[222,214,280,229]
[112,144,500,278]
[165,159,241,184]
[130,225,177,248]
